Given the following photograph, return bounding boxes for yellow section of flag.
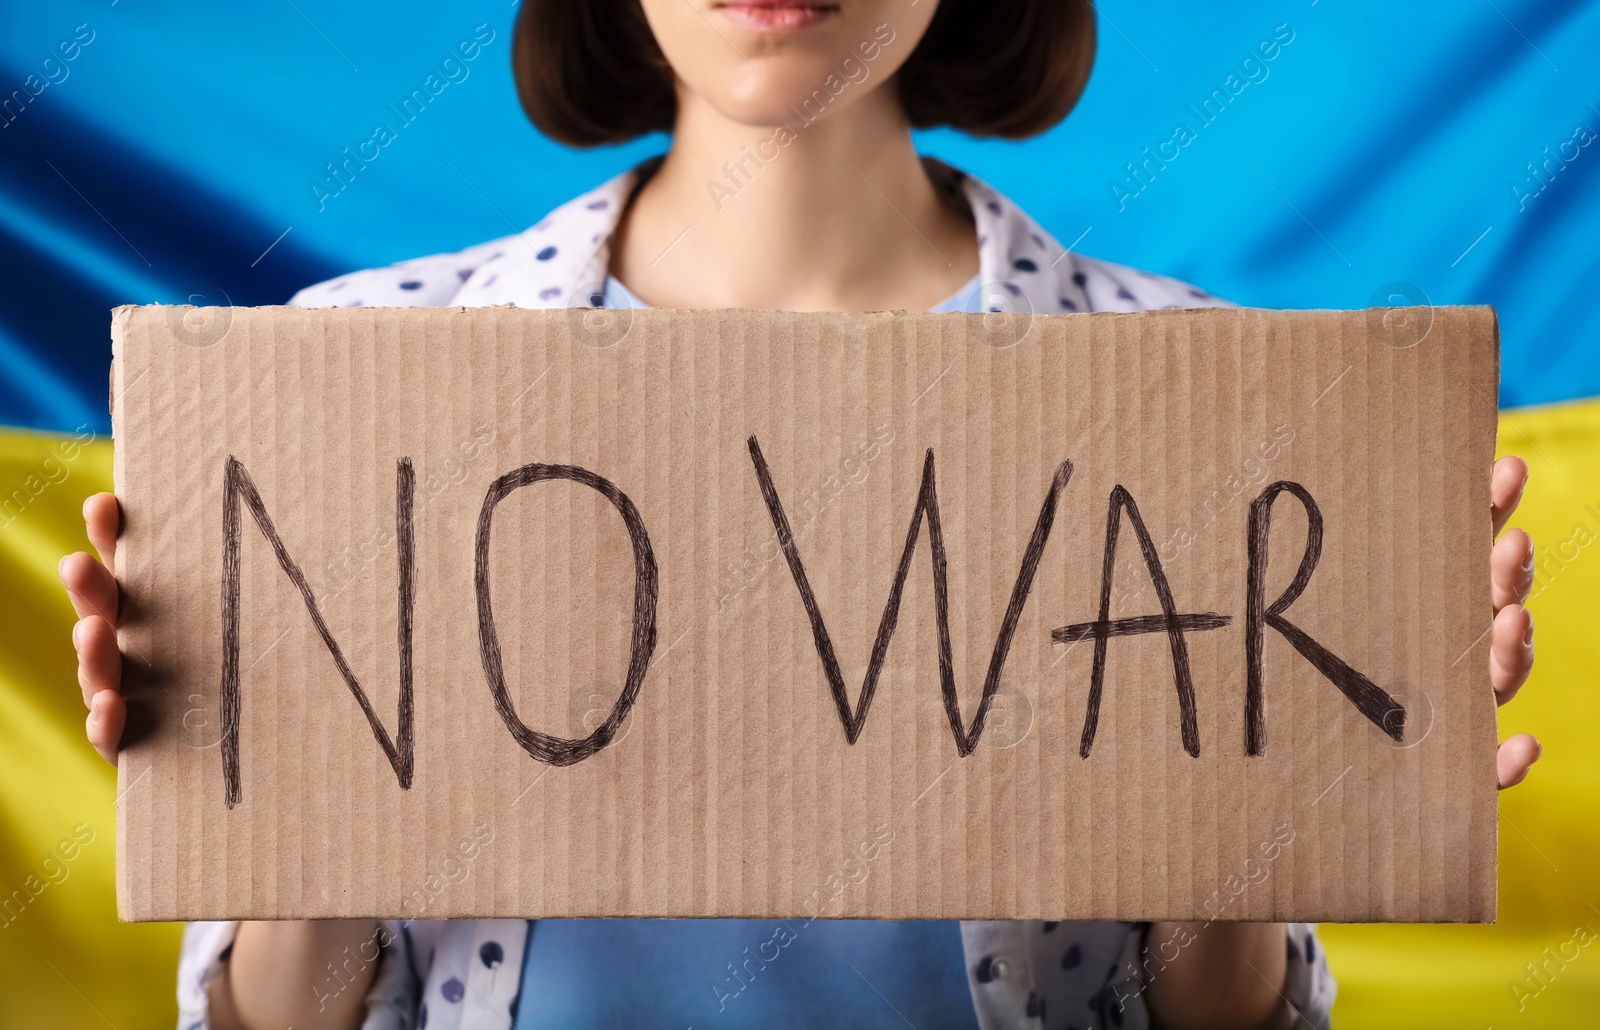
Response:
[0,399,1597,1026]
[0,424,182,1028]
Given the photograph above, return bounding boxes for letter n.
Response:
[1245,481,1404,754]
[219,457,416,808]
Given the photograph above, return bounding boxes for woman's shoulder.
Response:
[287,167,640,310]
[951,166,1232,314]
[1066,252,1234,312]
[286,233,521,309]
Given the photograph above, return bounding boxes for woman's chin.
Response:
[713,98,816,129]
[699,71,859,128]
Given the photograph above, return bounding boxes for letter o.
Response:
[474,463,659,766]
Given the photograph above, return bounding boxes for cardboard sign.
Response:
[111,303,1499,923]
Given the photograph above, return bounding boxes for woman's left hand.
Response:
[1489,455,1540,789]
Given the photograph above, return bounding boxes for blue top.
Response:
[513,917,980,1028]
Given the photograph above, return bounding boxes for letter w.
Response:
[219,457,415,808]
[747,436,1071,756]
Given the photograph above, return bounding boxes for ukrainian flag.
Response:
[2,1,1597,1025]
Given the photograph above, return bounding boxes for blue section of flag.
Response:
[1,0,1597,434]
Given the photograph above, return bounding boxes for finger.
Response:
[58,551,120,626]
[84,493,121,574]
[73,616,122,709]
[1491,457,1528,538]
[1489,602,1534,705]
[1496,733,1541,789]
[1491,528,1534,611]
[86,688,126,765]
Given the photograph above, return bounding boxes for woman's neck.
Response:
[610,85,979,311]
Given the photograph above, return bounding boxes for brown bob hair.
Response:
[512,0,1096,146]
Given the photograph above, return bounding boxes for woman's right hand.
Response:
[60,492,125,764]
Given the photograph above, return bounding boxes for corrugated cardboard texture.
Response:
[111,304,1499,922]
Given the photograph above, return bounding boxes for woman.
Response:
[60,1,1541,1027]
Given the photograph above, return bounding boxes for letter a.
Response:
[1056,486,1231,758]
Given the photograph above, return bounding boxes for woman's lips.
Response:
[717,1,838,33]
